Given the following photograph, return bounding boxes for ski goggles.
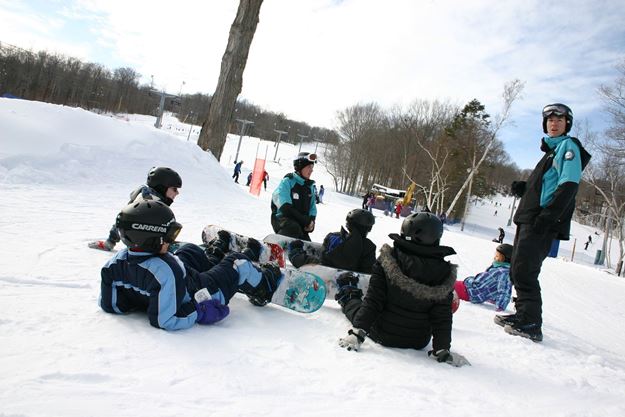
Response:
[164,222,183,243]
[542,104,570,118]
[302,153,318,163]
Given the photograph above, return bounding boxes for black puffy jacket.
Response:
[352,237,457,351]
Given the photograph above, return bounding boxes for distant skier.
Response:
[493,227,505,244]
[318,185,325,203]
[232,160,243,183]
[336,212,470,367]
[262,170,269,191]
[288,209,376,273]
[99,200,281,330]
[584,235,592,250]
[246,172,253,186]
[454,244,513,312]
[88,166,181,252]
[496,103,591,342]
[271,152,318,241]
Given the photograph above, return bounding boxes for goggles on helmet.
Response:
[542,104,570,118]
[304,153,318,163]
[164,222,183,243]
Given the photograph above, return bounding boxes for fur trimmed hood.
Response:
[378,244,457,301]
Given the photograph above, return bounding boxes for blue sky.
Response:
[1,0,624,169]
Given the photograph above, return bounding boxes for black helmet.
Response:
[346,208,375,235]
[147,167,182,199]
[116,200,182,253]
[496,243,513,262]
[293,152,317,172]
[400,212,443,246]
[542,103,573,134]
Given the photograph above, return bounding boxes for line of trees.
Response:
[0,41,337,145]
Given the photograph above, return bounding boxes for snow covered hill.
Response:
[1,98,624,417]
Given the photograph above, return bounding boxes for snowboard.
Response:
[263,233,323,264]
[270,268,327,313]
[202,225,286,267]
[298,263,371,300]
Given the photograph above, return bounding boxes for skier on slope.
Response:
[270,152,318,241]
[335,212,470,367]
[99,200,281,330]
[288,208,377,274]
[89,166,182,252]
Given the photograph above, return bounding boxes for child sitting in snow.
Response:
[288,208,377,274]
[99,200,281,330]
[454,244,513,312]
[335,212,470,367]
[89,166,182,251]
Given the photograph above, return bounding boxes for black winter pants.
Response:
[510,224,557,325]
[271,215,311,241]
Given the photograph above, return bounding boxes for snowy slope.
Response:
[1,98,624,417]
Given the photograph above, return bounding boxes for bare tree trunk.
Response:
[197,0,264,160]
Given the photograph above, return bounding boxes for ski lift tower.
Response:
[152,89,181,129]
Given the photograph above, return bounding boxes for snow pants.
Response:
[510,224,558,326]
[174,244,266,304]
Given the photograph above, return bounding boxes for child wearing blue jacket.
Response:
[99,200,280,330]
[454,244,513,312]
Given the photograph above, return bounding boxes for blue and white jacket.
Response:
[463,261,512,311]
[100,244,263,330]
[100,249,198,330]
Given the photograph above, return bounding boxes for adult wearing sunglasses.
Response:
[271,152,318,241]
[495,103,591,342]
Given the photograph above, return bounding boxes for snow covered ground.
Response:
[1,98,624,417]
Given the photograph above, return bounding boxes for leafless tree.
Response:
[444,79,524,219]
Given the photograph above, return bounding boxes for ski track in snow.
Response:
[1,99,625,417]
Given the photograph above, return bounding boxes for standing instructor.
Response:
[270,152,318,241]
[496,103,591,342]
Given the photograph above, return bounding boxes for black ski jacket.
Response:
[352,236,457,351]
[514,137,591,240]
[321,227,377,273]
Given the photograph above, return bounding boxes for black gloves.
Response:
[205,230,231,260]
[243,238,262,262]
[511,181,526,198]
[428,349,471,367]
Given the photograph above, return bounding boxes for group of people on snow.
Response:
[93,102,590,364]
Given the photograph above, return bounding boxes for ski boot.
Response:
[504,321,543,342]
[494,313,518,328]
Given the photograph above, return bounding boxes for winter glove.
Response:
[243,238,262,262]
[338,328,366,351]
[532,216,550,235]
[428,349,471,367]
[195,299,230,325]
[288,240,308,268]
[205,231,231,259]
[336,271,360,288]
[511,181,526,198]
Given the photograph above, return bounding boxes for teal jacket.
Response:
[271,172,317,226]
